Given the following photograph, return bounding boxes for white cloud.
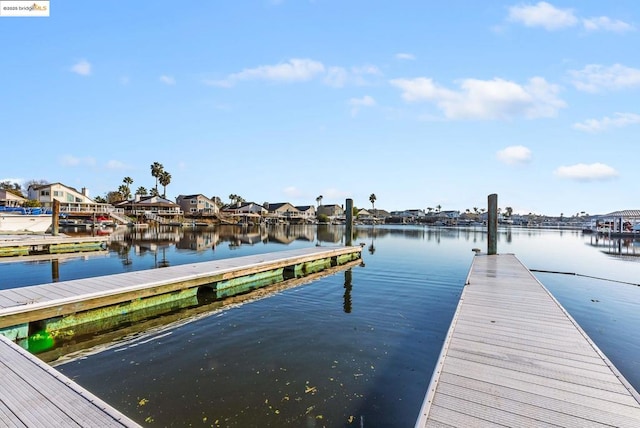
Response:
[395,53,416,60]
[159,75,176,85]
[507,2,578,31]
[322,188,352,200]
[207,58,325,87]
[569,64,640,93]
[324,66,349,88]
[324,65,380,87]
[583,16,635,33]
[573,113,640,132]
[105,160,128,170]
[390,76,565,120]
[206,59,381,88]
[283,186,303,198]
[497,145,532,165]
[59,155,96,167]
[349,95,376,116]
[70,59,92,76]
[554,163,618,181]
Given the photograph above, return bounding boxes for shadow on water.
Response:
[43,259,363,365]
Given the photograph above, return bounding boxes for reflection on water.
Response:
[586,234,640,261]
[2,225,639,427]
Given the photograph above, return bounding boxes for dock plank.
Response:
[0,335,140,427]
[0,246,362,328]
[416,254,640,427]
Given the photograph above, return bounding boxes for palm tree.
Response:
[159,171,171,198]
[150,162,164,194]
[316,195,323,208]
[369,193,377,211]
[135,186,148,196]
[505,207,513,217]
[436,204,441,213]
[229,194,245,206]
[117,184,130,201]
[122,177,133,200]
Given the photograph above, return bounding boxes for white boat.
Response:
[0,207,52,233]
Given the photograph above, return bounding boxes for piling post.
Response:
[52,199,60,236]
[345,198,353,246]
[487,193,497,255]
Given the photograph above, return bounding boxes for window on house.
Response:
[40,190,50,196]
[191,199,196,204]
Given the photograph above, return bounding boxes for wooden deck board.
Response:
[0,335,139,427]
[0,246,362,326]
[416,254,640,427]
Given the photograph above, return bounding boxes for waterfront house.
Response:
[115,195,182,219]
[221,202,268,216]
[295,205,316,222]
[27,182,112,215]
[317,204,344,220]
[0,189,27,207]
[265,202,299,219]
[175,194,219,217]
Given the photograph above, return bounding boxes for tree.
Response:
[159,170,171,197]
[23,179,48,196]
[122,177,133,200]
[316,195,323,208]
[505,207,513,217]
[229,194,245,205]
[94,195,107,204]
[118,184,131,200]
[369,193,377,211]
[150,187,160,197]
[0,181,24,197]
[135,186,148,196]
[436,204,441,213]
[106,191,123,204]
[150,162,164,194]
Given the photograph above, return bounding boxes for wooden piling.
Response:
[487,193,497,255]
[52,200,60,236]
[345,198,353,246]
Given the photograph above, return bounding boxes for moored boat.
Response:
[0,207,52,233]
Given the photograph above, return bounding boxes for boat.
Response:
[0,207,52,233]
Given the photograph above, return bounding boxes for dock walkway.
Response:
[416,253,640,427]
[0,334,140,427]
[0,246,361,334]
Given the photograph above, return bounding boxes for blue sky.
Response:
[2,1,639,216]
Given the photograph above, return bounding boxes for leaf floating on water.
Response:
[348,415,354,423]
[274,409,280,415]
[138,398,149,406]
[305,385,317,394]
[144,416,154,423]
[316,415,323,420]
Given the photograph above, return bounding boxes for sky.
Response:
[1,1,639,216]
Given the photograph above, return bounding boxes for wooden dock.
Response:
[0,246,362,342]
[0,234,108,257]
[0,334,140,427]
[416,253,640,427]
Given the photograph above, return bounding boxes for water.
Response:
[2,225,639,427]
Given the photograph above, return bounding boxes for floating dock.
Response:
[0,246,362,345]
[0,334,140,427]
[0,234,107,257]
[416,253,640,427]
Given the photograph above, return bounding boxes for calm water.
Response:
[2,225,639,427]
